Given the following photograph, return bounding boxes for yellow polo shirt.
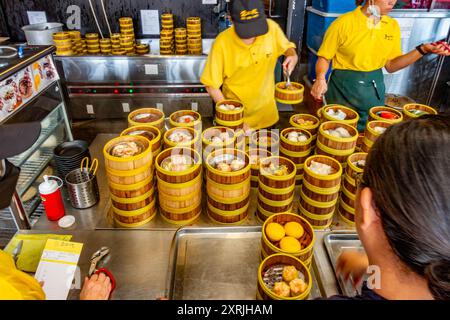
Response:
[317,6,402,71]
[201,19,296,129]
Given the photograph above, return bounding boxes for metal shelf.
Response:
[9,105,64,167]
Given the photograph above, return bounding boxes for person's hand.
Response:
[422,42,450,56]
[336,250,369,288]
[80,273,112,300]
[311,79,328,101]
[282,55,298,76]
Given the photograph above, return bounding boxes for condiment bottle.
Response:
[39,175,65,221]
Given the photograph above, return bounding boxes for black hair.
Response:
[363,115,450,300]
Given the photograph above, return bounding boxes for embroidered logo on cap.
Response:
[240,9,259,20]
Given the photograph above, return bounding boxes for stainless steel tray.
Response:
[166,226,323,300]
[323,231,365,297]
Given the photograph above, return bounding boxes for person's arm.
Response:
[385,42,450,73]
[282,47,298,75]
[310,57,331,100]
[205,86,225,104]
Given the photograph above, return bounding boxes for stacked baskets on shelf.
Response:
[111,33,122,54]
[338,152,367,226]
[361,120,392,153]
[205,149,251,224]
[103,135,156,227]
[155,147,202,225]
[315,121,358,164]
[248,148,272,188]
[160,13,174,55]
[67,31,83,55]
[99,38,112,55]
[119,17,136,55]
[175,28,187,55]
[279,128,313,185]
[186,17,202,55]
[256,156,296,222]
[85,33,100,55]
[299,155,342,230]
[53,32,74,56]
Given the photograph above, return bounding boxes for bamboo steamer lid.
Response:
[53,32,71,40]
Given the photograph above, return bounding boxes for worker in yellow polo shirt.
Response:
[311,0,450,131]
[201,0,298,130]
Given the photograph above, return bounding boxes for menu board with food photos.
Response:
[0,55,59,123]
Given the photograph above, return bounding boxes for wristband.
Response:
[416,44,428,56]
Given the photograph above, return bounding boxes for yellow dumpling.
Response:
[284,222,304,239]
[290,278,308,296]
[266,223,285,242]
[279,236,301,253]
[282,265,298,283]
[272,281,290,297]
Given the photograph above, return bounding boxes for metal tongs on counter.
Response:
[89,247,116,296]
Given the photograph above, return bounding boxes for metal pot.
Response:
[21,22,63,45]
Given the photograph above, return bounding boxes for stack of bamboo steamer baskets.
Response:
[321,105,359,128]
[316,121,358,164]
[361,120,392,153]
[280,128,313,185]
[155,147,202,225]
[260,213,315,267]
[250,129,280,154]
[103,136,156,227]
[368,106,403,123]
[175,28,187,55]
[205,149,250,224]
[119,17,136,54]
[248,148,272,188]
[99,38,112,55]
[120,125,162,161]
[85,33,100,55]
[257,156,296,222]
[201,127,235,161]
[289,114,320,146]
[187,17,202,55]
[53,32,74,56]
[403,103,438,120]
[299,155,342,230]
[214,100,244,131]
[338,152,367,226]
[67,31,83,55]
[135,42,150,55]
[235,129,246,152]
[160,13,174,55]
[164,127,200,150]
[128,108,165,133]
[257,253,312,300]
[111,33,125,55]
[169,110,202,132]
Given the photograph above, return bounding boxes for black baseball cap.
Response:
[229,0,268,39]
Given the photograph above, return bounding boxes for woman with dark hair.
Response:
[310,0,450,131]
[331,115,450,300]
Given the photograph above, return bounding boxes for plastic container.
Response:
[312,0,356,13]
[306,6,340,52]
[307,46,332,82]
[39,175,65,221]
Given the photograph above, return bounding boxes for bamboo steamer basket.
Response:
[322,105,360,128]
[403,103,437,120]
[259,156,296,189]
[289,114,320,141]
[346,153,367,181]
[207,176,250,201]
[261,213,315,263]
[108,175,153,198]
[300,186,338,210]
[112,197,156,227]
[343,174,357,194]
[205,148,250,185]
[275,82,304,105]
[159,190,201,210]
[105,163,152,185]
[110,187,155,211]
[258,192,295,211]
[156,172,202,197]
[169,110,202,131]
[369,106,403,123]
[103,135,152,172]
[215,100,244,122]
[279,146,311,166]
[202,127,236,160]
[316,122,358,163]
[250,130,280,153]
[207,196,250,225]
[258,180,295,202]
[257,254,312,300]
[215,117,244,131]
[248,148,272,188]
[280,128,313,153]
[120,125,162,157]
[298,202,334,229]
[159,203,202,225]
[301,182,339,203]
[235,129,246,150]
[256,202,293,222]
[128,108,165,131]
[362,120,392,153]
[338,201,355,226]
[303,155,342,189]
[341,186,355,209]
[257,199,293,216]
[207,194,250,212]
[163,127,199,149]
[155,147,202,184]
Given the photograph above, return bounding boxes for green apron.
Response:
[325,69,385,132]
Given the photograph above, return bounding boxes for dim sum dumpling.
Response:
[272,281,290,297]
[289,278,307,296]
[282,265,298,283]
